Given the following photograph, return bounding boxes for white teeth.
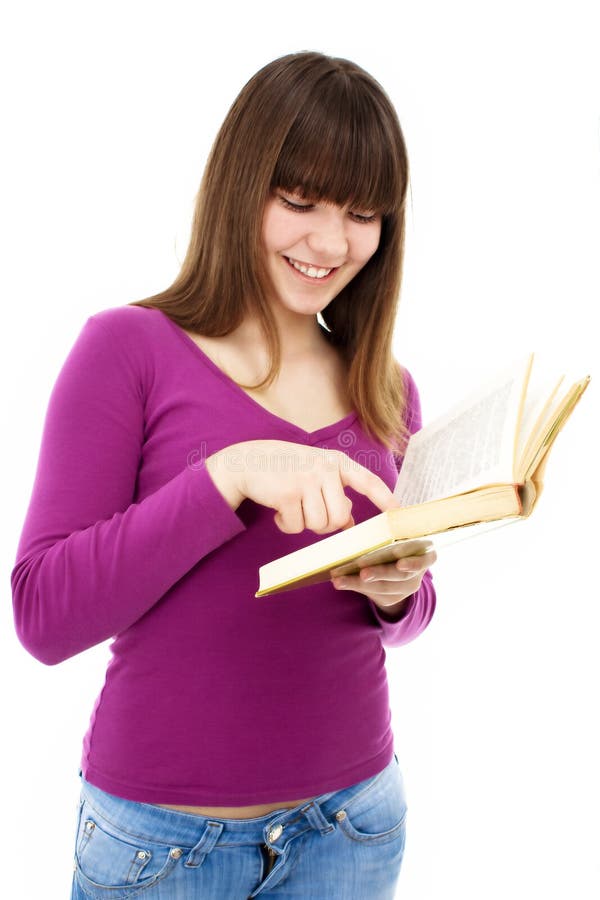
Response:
[287,257,332,279]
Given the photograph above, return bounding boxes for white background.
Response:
[2,2,599,897]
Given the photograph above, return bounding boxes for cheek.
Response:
[353,230,381,268]
[262,205,300,251]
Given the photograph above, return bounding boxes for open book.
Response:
[255,354,590,598]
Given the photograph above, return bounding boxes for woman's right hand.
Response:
[206,439,396,535]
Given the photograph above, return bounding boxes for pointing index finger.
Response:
[340,460,397,513]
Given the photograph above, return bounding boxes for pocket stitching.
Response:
[336,807,407,845]
[75,853,179,898]
[338,812,406,844]
[75,816,179,896]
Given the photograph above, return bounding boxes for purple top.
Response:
[11,305,436,805]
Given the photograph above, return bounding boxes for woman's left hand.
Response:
[331,550,438,615]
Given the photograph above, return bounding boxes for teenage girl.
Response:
[12,50,437,899]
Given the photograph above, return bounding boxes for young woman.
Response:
[12,50,437,899]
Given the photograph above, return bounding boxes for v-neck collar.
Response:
[158,310,359,443]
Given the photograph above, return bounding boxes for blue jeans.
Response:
[70,755,407,898]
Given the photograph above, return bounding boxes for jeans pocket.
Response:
[74,798,179,899]
[334,765,407,847]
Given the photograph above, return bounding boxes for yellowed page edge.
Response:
[517,374,565,480]
[512,352,535,478]
[522,375,590,483]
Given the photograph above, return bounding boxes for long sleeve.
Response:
[11,316,247,666]
[367,367,437,647]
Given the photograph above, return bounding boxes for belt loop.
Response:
[184,821,224,868]
[301,801,335,835]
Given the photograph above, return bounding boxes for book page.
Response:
[515,360,564,479]
[520,373,590,482]
[394,355,533,506]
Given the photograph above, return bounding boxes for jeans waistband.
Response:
[79,755,399,861]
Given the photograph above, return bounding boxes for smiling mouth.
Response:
[283,256,340,281]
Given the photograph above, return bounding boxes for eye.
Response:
[279,197,312,213]
[278,195,378,224]
[350,212,378,224]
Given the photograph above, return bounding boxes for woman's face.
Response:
[261,187,382,318]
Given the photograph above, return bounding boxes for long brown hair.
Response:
[129,51,411,455]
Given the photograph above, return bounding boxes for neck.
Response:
[233,312,332,362]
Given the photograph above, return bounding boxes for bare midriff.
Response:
[156,799,315,819]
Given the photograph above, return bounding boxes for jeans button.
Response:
[268,824,283,842]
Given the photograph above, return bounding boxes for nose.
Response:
[306,208,349,265]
